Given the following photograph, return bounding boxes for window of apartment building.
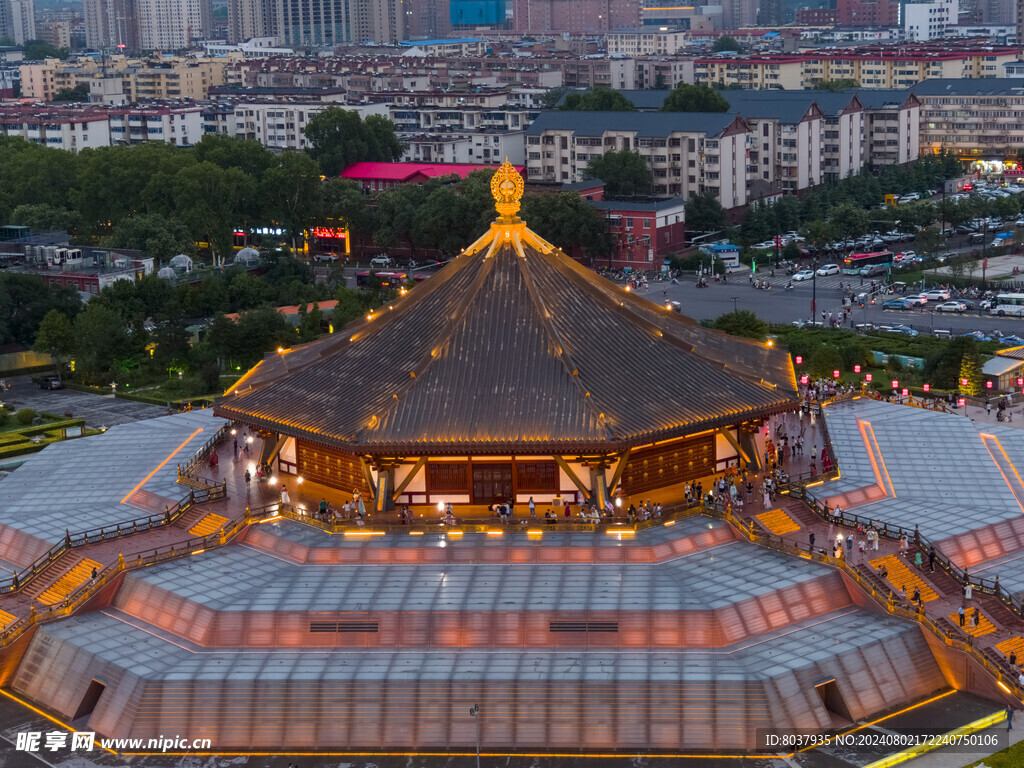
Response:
[626,218,633,229]
[643,219,651,228]
[762,124,769,137]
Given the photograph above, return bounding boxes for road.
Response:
[637,271,1024,337]
[1,377,167,429]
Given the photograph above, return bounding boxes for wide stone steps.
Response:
[36,558,102,606]
[189,513,228,537]
[756,508,801,536]
[868,554,940,602]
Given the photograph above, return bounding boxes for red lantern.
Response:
[1017,377,1023,386]
[800,375,809,384]
[923,383,930,392]
[833,370,840,379]
[891,380,899,389]
[902,388,909,397]
[958,397,966,407]
[961,378,968,386]
[865,373,873,382]
[854,364,861,374]
[986,381,993,389]
[795,355,803,365]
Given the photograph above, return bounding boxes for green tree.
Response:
[539,86,569,110]
[0,274,80,347]
[209,306,293,368]
[816,79,860,92]
[304,106,404,176]
[33,310,74,378]
[808,345,844,380]
[560,85,636,112]
[801,219,837,253]
[711,310,767,340]
[173,162,255,266]
[830,203,870,239]
[334,286,371,328]
[52,84,90,102]
[71,303,137,382]
[661,83,729,113]
[959,351,983,396]
[712,35,741,52]
[193,134,273,180]
[297,300,324,342]
[103,213,195,261]
[262,152,323,254]
[228,272,274,311]
[583,150,653,196]
[21,40,68,60]
[520,191,612,257]
[685,191,728,233]
[9,203,80,232]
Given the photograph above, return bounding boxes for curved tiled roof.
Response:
[215,218,797,453]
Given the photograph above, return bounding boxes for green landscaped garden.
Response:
[964,736,1024,767]
[0,408,103,460]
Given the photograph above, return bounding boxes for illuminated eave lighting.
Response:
[344,530,385,537]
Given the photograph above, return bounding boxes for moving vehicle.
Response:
[313,252,339,262]
[883,299,912,310]
[935,301,966,313]
[816,264,840,276]
[843,251,894,276]
[370,255,392,268]
[887,324,920,336]
[924,289,951,301]
[860,263,889,277]
[904,294,928,306]
[792,270,815,281]
[989,293,1024,317]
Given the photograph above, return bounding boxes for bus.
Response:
[842,251,894,276]
[989,294,1024,317]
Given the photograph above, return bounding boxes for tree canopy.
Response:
[560,86,636,112]
[712,36,742,53]
[685,191,728,233]
[661,83,730,113]
[303,107,404,176]
[583,150,653,197]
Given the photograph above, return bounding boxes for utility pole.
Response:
[470,704,481,768]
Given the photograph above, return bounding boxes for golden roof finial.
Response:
[490,159,524,222]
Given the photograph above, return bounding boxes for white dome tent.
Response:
[234,247,260,266]
[169,254,193,273]
[157,267,176,280]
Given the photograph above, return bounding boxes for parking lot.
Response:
[2,377,167,429]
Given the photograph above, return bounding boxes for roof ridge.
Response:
[353,247,500,442]
[512,229,618,441]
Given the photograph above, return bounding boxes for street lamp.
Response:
[731,296,739,313]
[469,704,481,768]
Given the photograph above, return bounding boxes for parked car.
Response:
[370,254,392,268]
[792,270,815,281]
[935,301,966,313]
[883,299,912,310]
[313,252,339,262]
[899,250,916,260]
[888,324,920,336]
[38,376,62,390]
[816,263,840,276]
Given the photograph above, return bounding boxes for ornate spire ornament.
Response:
[490,159,524,222]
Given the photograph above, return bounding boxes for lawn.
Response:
[962,734,1024,767]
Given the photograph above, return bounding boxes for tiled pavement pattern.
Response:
[35,558,101,606]
[0,409,221,563]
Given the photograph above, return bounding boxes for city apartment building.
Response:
[512,0,640,33]
[837,0,899,25]
[0,105,111,151]
[912,78,1024,159]
[0,0,34,45]
[634,58,696,89]
[904,0,960,41]
[135,0,212,49]
[722,93,824,193]
[694,47,1023,91]
[525,111,749,210]
[589,195,687,268]
[212,101,385,150]
[606,30,689,56]
[106,105,204,146]
[401,130,525,164]
[857,90,921,166]
[694,56,805,90]
[19,56,233,103]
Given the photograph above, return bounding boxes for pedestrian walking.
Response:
[972,607,980,627]
[244,469,251,487]
[846,533,853,552]
[928,546,936,573]
[912,586,921,606]
[1007,705,1015,731]
[809,531,816,550]
[913,550,923,570]
[965,583,973,601]
[280,485,290,505]
[529,496,536,517]
[958,606,966,626]
[1010,651,1018,667]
